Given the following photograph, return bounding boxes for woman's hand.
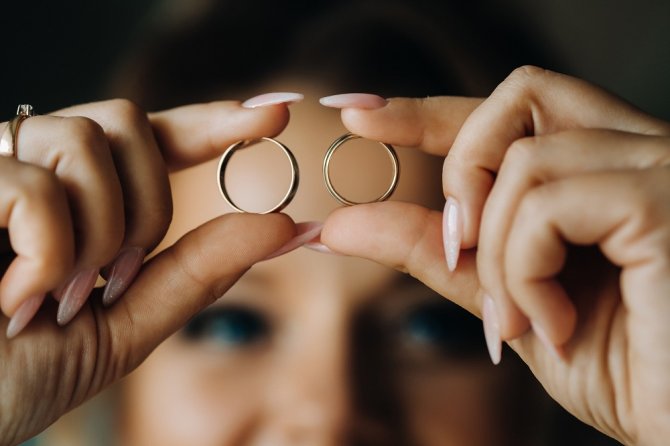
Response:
[0,99,297,446]
[321,67,670,444]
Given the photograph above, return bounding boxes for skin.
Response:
[118,90,511,446]
[1,67,669,445]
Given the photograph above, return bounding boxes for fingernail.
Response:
[6,294,45,339]
[264,222,323,260]
[319,93,387,109]
[443,197,462,272]
[57,268,99,326]
[531,321,565,362]
[242,92,304,108]
[482,295,502,365]
[102,247,145,307]
[304,241,340,255]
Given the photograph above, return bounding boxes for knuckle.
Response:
[64,116,106,145]
[504,137,540,171]
[62,116,108,159]
[103,98,149,129]
[500,65,551,104]
[507,65,548,85]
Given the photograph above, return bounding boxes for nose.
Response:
[258,303,352,446]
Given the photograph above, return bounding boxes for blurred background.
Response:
[1,0,669,119]
[5,1,669,445]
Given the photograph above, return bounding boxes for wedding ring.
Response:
[323,133,399,206]
[0,104,35,157]
[217,137,299,214]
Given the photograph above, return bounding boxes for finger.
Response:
[503,168,670,349]
[103,213,295,369]
[54,100,173,306]
[479,130,670,339]
[445,66,670,250]
[338,96,483,155]
[148,100,292,171]
[320,201,481,315]
[56,99,171,251]
[17,116,125,268]
[16,116,126,324]
[0,158,74,317]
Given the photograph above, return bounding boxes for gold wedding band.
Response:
[0,104,35,157]
[217,137,299,214]
[323,133,399,206]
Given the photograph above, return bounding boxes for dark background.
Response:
[0,0,668,119]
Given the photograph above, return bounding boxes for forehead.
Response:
[161,85,444,307]
[166,92,442,227]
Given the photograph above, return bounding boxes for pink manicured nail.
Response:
[57,268,99,326]
[443,197,462,272]
[102,247,146,307]
[242,92,304,109]
[6,294,45,339]
[531,321,565,362]
[304,241,339,255]
[482,295,502,365]
[264,222,323,260]
[319,93,387,109]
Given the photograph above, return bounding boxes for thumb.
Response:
[105,212,295,368]
[321,202,481,316]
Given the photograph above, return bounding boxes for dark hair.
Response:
[112,0,552,110]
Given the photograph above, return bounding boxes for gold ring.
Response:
[217,137,299,214]
[323,133,399,206]
[0,105,35,157]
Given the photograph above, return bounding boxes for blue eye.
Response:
[182,306,268,347]
[402,300,485,357]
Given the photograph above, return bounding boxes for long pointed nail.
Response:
[303,241,340,255]
[482,295,502,365]
[263,222,323,261]
[531,321,565,362]
[242,92,304,108]
[319,93,387,109]
[443,197,462,272]
[102,247,145,307]
[57,268,99,326]
[6,294,45,339]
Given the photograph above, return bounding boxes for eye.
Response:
[181,306,269,347]
[401,300,485,358]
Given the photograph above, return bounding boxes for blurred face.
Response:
[120,85,516,445]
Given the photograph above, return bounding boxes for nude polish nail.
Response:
[57,268,99,326]
[304,241,339,255]
[443,197,462,272]
[242,92,304,108]
[263,222,323,260]
[482,295,502,365]
[319,93,387,109]
[102,247,146,307]
[6,294,45,339]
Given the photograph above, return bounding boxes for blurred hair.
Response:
[111,0,553,109]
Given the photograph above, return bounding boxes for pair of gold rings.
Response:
[217,133,400,214]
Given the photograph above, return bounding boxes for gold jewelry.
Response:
[0,105,35,157]
[323,133,399,206]
[217,137,299,214]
